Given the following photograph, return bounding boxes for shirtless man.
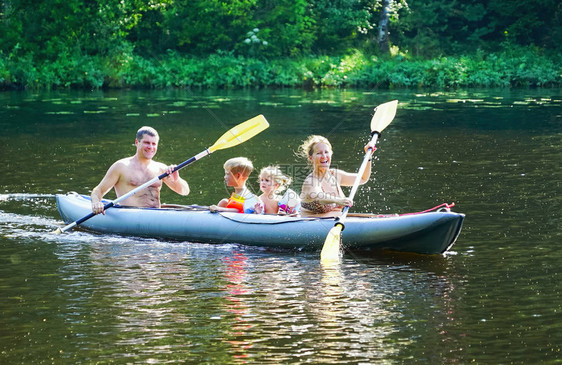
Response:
[90,126,190,214]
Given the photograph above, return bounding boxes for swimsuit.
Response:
[278,188,301,214]
[300,200,337,214]
[300,170,343,215]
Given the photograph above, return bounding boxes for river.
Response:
[0,88,560,364]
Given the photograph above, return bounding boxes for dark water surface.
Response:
[1,88,560,364]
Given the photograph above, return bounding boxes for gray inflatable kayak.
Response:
[56,192,464,254]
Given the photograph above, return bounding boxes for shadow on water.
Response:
[348,249,455,275]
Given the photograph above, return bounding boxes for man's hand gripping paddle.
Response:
[53,115,269,234]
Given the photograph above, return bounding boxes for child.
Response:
[254,166,300,215]
[209,157,259,214]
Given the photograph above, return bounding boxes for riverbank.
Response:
[1,48,560,90]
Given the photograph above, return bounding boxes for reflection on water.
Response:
[0,88,560,363]
[35,236,431,363]
[319,261,402,361]
[222,252,252,361]
[319,262,344,328]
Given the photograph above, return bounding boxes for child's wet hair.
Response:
[259,165,292,193]
[224,157,254,176]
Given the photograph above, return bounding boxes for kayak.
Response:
[55,192,465,255]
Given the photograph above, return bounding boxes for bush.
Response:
[1,47,560,90]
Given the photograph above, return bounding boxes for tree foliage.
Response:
[3,0,561,59]
[395,0,562,57]
[0,0,560,88]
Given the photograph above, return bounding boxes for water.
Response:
[0,88,560,364]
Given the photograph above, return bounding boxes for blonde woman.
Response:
[298,135,374,217]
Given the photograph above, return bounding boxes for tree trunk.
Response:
[378,0,391,53]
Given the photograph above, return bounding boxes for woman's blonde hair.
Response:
[224,157,254,176]
[298,135,332,163]
[259,165,292,193]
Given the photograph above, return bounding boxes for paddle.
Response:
[320,100,398,262]
[53,115,269,234]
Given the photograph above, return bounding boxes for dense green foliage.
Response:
[2,48,558,89]
[1,0,561,89]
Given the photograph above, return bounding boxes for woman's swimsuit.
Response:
[300,170,343,215]
[300,200,337,214]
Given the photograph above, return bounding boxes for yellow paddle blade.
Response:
[371,100,398,134]
[208,115,269,153]
[321,224,343,262]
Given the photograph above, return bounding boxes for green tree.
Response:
[359,0,408,55]
[157,0,256,56]
[487,0,562,48]
[252,0,315,57]
[309,0,370,54]
[396,0,562,57]
[0,0,145,59]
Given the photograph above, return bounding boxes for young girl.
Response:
[254,166,298,214]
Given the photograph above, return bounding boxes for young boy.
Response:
[209,157,259,213]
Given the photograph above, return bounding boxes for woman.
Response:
[298,135,374,217]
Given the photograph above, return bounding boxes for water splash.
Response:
[0,193,56,201]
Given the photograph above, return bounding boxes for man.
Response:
[91,126,190,214]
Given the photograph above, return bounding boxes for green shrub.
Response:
[1,46,560,90]
[0,54,9,86]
